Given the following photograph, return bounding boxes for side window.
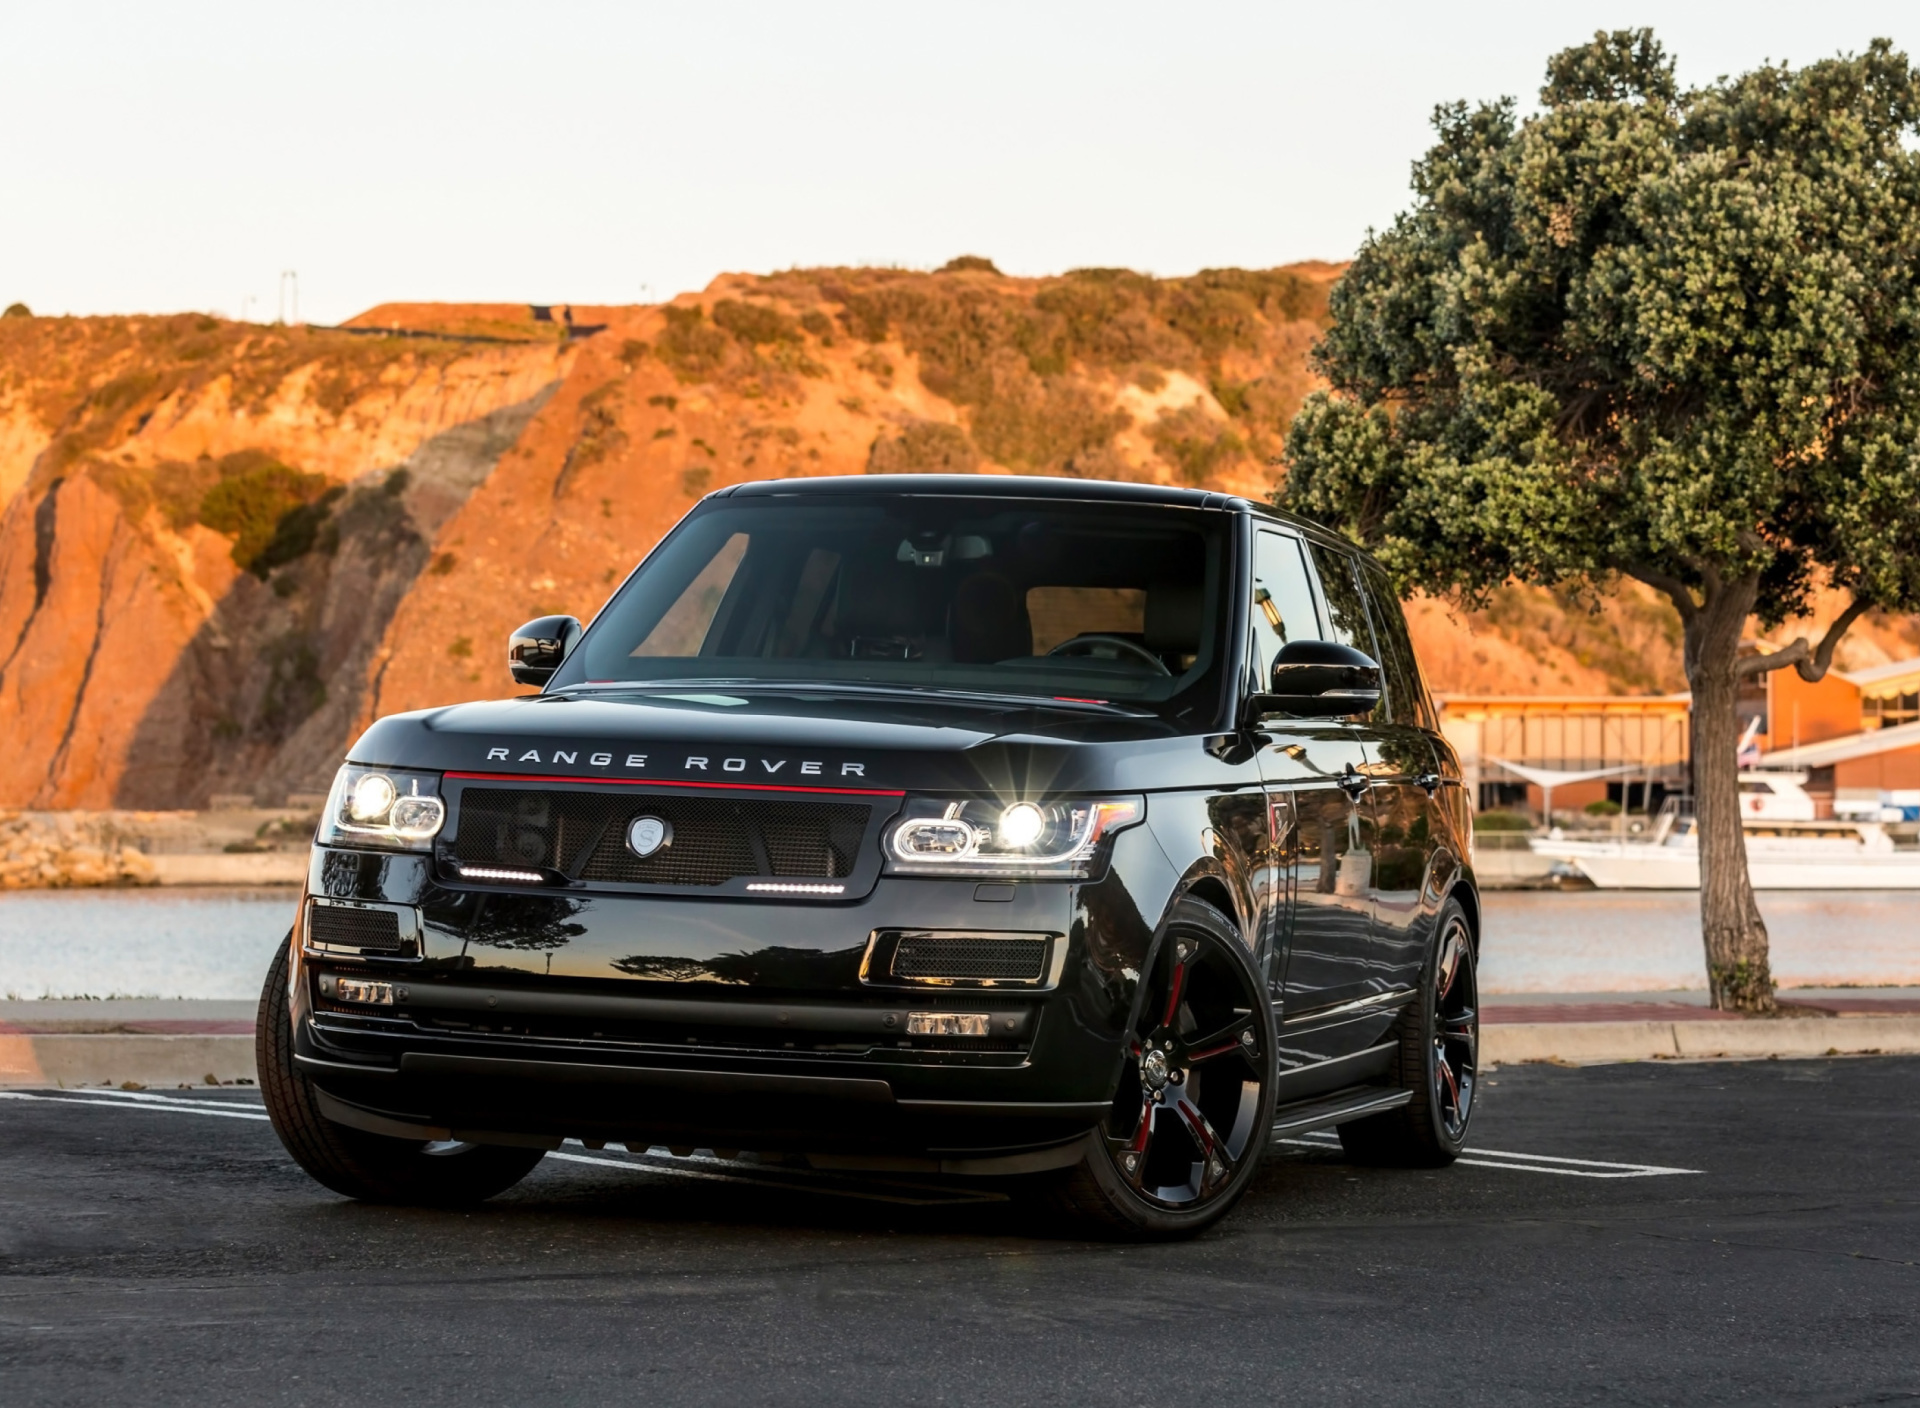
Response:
[1306,542,1389,726]
[1359,562,1436,730]
[1306,543,1376,656]
[1252,531,1322,685]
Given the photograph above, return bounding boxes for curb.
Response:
[1485,1015,1920,1065]
[0,1034,256,1088]
[5,1019,1917,1088]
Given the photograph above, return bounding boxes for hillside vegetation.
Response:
[0,264,1911,807]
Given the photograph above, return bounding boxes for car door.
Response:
[1355,559,1445,999]
[1249,531,1375,1055]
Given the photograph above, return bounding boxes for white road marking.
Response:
[0,1090,270,1121]
[1278,1132,1700,1178]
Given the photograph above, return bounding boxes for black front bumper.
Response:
[291,845,1161,1164]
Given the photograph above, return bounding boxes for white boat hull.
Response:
[1561,850,1920,890]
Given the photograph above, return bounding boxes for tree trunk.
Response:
[1683,574,1775,1012]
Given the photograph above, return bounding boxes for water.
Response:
[1480,891,1920,993]
[0,888,298,1001]
[0,887,1913,1000]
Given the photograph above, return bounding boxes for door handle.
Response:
[1336,765,1369,798]
[1415,772,1441,795]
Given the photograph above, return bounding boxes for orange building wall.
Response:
[1526,780,1611,818]
[1765,669,1862,749]
[1834,747,1920,792]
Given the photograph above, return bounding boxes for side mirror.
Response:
[508,615,582,688]
[1244,639,1382,723]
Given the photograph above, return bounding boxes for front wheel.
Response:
[1039,897,1276,1239]
[256,933,546,1205]
[1339,898,1479,1166]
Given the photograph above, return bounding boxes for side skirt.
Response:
[1268,1083,1413,1141]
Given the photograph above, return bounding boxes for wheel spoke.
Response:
[1160,942,1192,1030]
[1435,1043,1461,1116]
[1171,1091,1234,1194]
[1186,1015,1254,1064]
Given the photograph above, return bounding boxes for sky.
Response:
[1,0,1915,326]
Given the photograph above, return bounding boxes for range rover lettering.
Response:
[258,475,1480,1237]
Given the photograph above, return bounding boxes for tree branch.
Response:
[1622,565,1700,622]
[1735,597,1872,680]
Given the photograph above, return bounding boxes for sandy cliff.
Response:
[1,269,1911,808]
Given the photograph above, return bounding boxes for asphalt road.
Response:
[2,1058,1916,1407]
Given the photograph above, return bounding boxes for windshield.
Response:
[554,495,1233,716]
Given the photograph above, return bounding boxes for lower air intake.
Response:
[308,903,403,952]
[892,934,1049,982]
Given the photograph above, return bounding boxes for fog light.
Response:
[906,1012,991,1037]
[333,977,394,1006]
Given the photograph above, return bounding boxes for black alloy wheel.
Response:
[257,933,547,1205]
[1040,896,1276,1238]
[1429,914,1479,1140]
[1339,898,1479,1166]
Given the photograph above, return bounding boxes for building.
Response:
[1440,654,1920,820]
[1437,694,1691,816]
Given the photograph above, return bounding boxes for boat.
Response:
[1528,772,1920,890]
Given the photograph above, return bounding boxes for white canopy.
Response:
[1484,758,1643,791]
[1485,757,1644,823]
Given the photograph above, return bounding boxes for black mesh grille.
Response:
[453,788,871,887]
[309,904,402,951]
[893,935,1049,981]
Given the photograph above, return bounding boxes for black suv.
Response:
[258,476,1480,1237]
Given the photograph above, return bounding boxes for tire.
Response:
[1338,897,1479,1167]
[257,933,546,1205]
[1037,896,1277,1240]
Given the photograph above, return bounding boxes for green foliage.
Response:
[1281,29,1920,1009]
[1473,811,1533,831]
[647,393,678,410]
[682,466,712,495]
[448,635,473,660]
[1284,30,1920,630]
[196,452,334,576]
[1585,798,1623,816]
[429,552,457,576]
[938,255,1001,274]
[653,306,732,383]
[798,310,833,341]
[1151,404,1246,486]
[712,299,800,346]
[2,302,29,318]
[866,420,980,474]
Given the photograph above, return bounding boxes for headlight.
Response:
[884,796,1143,878]
[316,765,446,851]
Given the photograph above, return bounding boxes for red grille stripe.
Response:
[443,771,905,797]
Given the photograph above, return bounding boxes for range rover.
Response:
[257,475,1480,1237]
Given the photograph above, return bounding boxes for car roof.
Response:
[713,473,1343,543]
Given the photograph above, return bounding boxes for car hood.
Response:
[348,688,1215,795]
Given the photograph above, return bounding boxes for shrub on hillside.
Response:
[866,421,979,475]
[938,255,1000,274]
[1149,403,1246,485]
[197,452,335,576]
[653,306,732,383]
[712,299,800,347]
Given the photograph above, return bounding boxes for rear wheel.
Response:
[256,933,546,1205]
[1040,897,1275,1239]
[1338,899,1478,1167]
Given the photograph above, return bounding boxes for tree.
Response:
[1283,31,1920,1012]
